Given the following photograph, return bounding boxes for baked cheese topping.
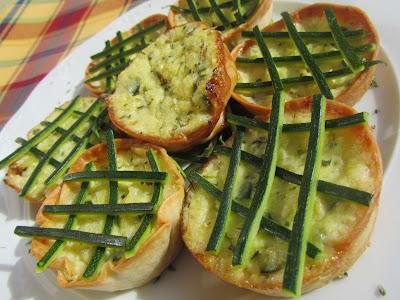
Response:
[109,23,219,139]
[6,97,104,200]
[184,109,375,282]
[45,147,170,281]
[236,19,369,108]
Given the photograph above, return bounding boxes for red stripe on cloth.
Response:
[46,5,92,34]
[6,73,46,90]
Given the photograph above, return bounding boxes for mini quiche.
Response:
[168,0,273,45]
[107,22,237,151]
[3,96,106,202]
[182,98,382,296]
[31,140,184,291]
[232,3,380,114]
[84,14,169,95]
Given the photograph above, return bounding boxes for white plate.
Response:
[0,1,399,299]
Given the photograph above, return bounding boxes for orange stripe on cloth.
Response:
[0,0,137,130]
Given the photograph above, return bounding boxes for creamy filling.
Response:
[46,149,167,281]
[7,97,104,200]
[184,109,375,280]
[236,19,370,108]
[110,23,219,138]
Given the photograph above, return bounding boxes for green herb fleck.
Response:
[260,264,282,274]
[334,271,348,280]
[129,81,141,96]
[370,79,379,89]
[322,159,332,167]
[251,250,260,260]
[377,285,386,296]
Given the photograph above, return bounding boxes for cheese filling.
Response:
[6,97,105,200]
[110,23,219,139]
[236,18,370,108]
[184,109,376,282]
[44,148,168,281]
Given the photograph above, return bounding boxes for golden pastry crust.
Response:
[231,3,380,115]
[106,23,237,152]
[167,0,273,45]
[31,140,185,291]
[182,98,383,296]
[84,14,169,95]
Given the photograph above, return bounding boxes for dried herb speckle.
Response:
[370,79,379,89]
[377,285,386,296]
[334,271,348,280]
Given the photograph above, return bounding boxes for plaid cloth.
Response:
[0,0,138,130]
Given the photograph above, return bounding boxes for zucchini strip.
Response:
[63,170,167,183]
[44,107,107,185]
[171,0,254,14]
[253,26,283,91]
[186,170,321,258]
[147,150,164,210]
[0,96,81,169]
[281,12,333,99]
[209,0,231,28]
[234,60,381,93]
[213,145,372,206]
[283,94,326,297]
[15,226,126,248]
[227,112,369,132]
[232,91,284,266]
[44,137,89,186]
[85,62,130,83]
[236,43,375,65]
[15,138,61,168]
[136,23,146,45]
[36,162,93,272]
[241,28,365,39]
[125,149,164,256]
[20,98,104,197]
[104,41,113,93]
[83,130,118,278]
[42,202,153,215]
[171,0,253,14]
[125,214,153,256]
[39,122,91,144]
[53,107,104,120]
[325,8,364,72]
[116,31,127,65]
[89,43,147,73]
[187,0,202,21]
[206,127,244,253]
[91,20,165,59]
[232,0,244,24]
[243,0,260,19]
